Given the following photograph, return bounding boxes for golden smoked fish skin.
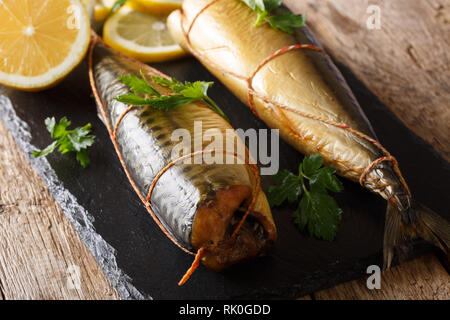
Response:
[168,0,450,266]
[168,0,400,203]
[89,40,277,271]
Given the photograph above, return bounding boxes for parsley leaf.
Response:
[302,153,323,176]
[76,149,91,168]
[33,140,58,158]
[33,117,96,168]
[119,73,160,96]
[266,12,307,34]
[310,166,343,194]
[114,93,150,106]
[240,0,306,34]
[180,81,213,99]
[241,0,282,13]
[151,76,185,92]
[267,170,301,207]
[294,191,341,241]
[268,154,343,241]
[116,73,230,122]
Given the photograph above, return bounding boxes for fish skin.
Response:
[90,41,276,252]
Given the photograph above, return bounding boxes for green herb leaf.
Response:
[310,166,344,194]
[267,170,301,207]
[115,93,151,106]
[266,13,306,34]
[117,73,229,122]
[68,124,96,152]
[302,154,323,176]
[142,95,199,111]
[151,76,185,92]
[76,149,91,168]
[240,0,306,33]
[268,154,343,241]
[293,194,310,230]
[119,74,160,96]
[293,192,342,241]
[32,140,58,158]
[48,116,71,139]
[180,81,213,99]
[45,117,57,135]
[241,0,281,12]
[33,117,95,168]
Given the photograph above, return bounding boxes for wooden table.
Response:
[0,0,449,300]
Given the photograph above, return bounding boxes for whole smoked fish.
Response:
[88,38,277,281]
[168,0,449,266]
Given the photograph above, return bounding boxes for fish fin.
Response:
[383,201,408,269]
[414,202,450,250]
[383,200,449,269]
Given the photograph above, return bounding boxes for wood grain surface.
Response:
[0,120,119,300]
[314,254,450,300]
[0,0,449,300]
[285,0,450,161]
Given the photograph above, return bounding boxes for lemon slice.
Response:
[103,5,185,63]
[129,0,182,15]
[0,0,91,91]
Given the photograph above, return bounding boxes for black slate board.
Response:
[1,53,449,299]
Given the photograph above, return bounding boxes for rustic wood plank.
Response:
[314,254,450,300]
[0,120,120,300]
[285,0,450,161]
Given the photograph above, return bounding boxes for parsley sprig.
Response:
[116,73,230,122]
[33,117,96,168]
[268,154,344,241]
[240,0,306,34]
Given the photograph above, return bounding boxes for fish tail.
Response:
[384,200,450,269]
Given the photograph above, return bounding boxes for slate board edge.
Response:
[0,93,151,300]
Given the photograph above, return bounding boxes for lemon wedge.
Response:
[129,0,182,15]
[103,5,185,63]
[0,0,91,91]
